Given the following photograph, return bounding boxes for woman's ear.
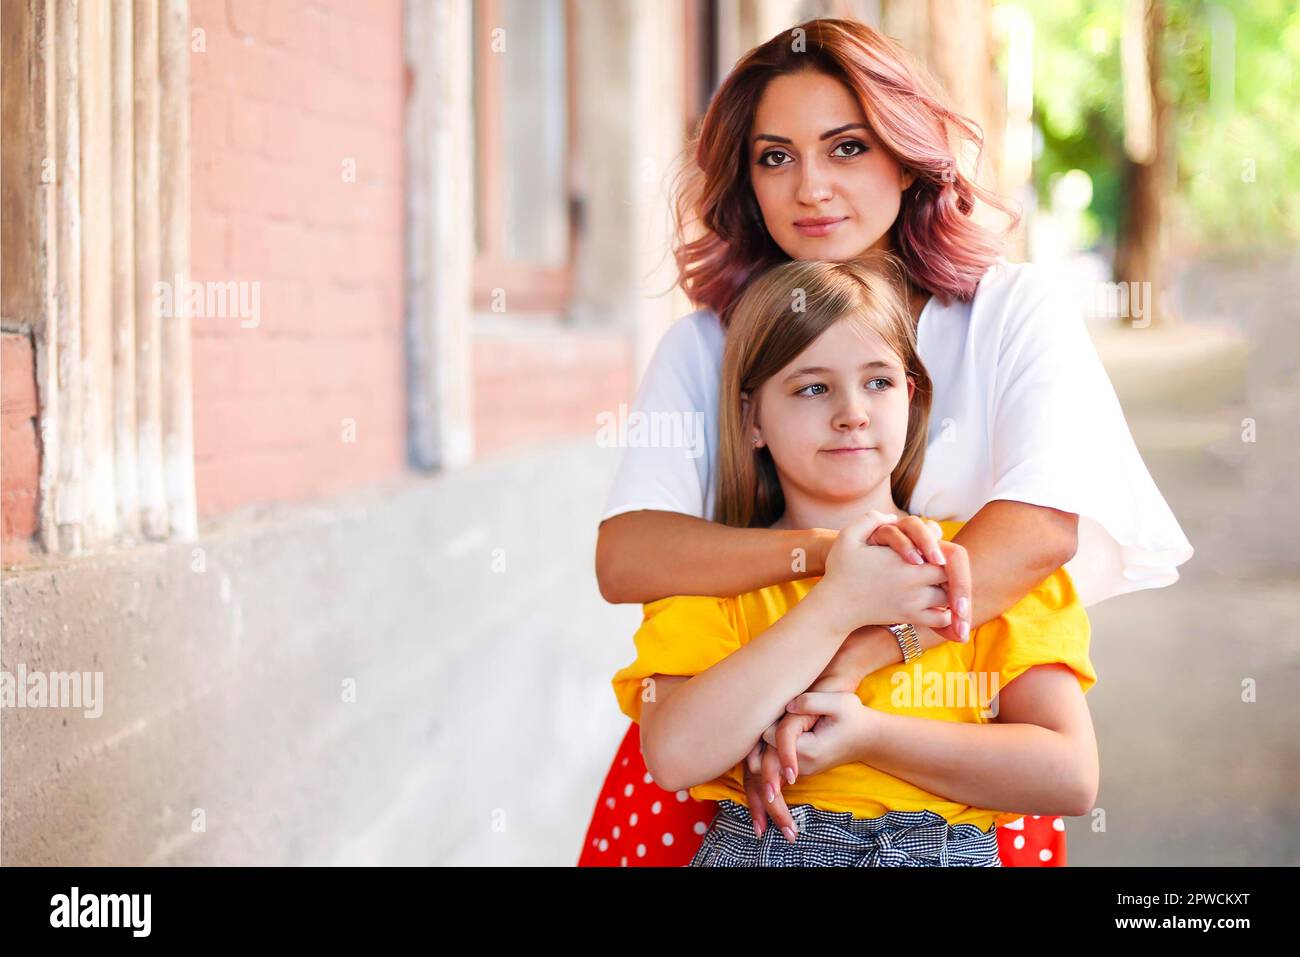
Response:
[901,167,916,191]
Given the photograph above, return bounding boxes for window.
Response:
[471,0,576,313]
[683,0,720,140]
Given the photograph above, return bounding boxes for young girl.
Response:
[611,257,1098,866]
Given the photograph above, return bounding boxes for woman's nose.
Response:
[796,155,833,205]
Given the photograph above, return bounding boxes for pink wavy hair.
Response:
[670,17,1019,326]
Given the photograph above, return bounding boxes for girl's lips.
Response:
[823,447,874,455]
[793,217,847,238]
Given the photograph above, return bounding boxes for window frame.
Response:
[471,0,579,314]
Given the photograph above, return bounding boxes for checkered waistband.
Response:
[689,799,1001,867]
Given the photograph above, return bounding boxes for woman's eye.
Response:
[796,383,827,397]
[832,140,867,158]
[758,149,791,168]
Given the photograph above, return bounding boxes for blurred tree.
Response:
[1024,0,1299,276]
[1115,0,1170,324]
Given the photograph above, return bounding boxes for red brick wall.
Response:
[189,0,407,515]
[471,329,632,461]
[2,0,638,558]
[1,333,39,564]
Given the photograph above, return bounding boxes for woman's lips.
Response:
[793,217,848,238]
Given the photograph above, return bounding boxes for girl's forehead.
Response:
[786,320,902,368]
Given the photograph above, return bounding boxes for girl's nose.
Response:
[833,400,870,430]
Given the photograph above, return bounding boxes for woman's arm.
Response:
[845,663,1098,816]
[596,501,1076,628]
[596,510,835,604]
[789,500,1079,684]
[953,499,1078,627]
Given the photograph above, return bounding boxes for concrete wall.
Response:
[1,437,638,865]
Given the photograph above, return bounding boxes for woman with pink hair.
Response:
[579,17,1190,867]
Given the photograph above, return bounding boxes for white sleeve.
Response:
[599,315,717,522]
[986,268,1193,607]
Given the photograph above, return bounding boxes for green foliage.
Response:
[1018,0,1299,249]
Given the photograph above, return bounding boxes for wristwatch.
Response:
[887,623,922,663]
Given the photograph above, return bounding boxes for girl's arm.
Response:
[638,587,850,792]
[595,501,1077,629]
[639,513,954,792]
[842,663,1098,816]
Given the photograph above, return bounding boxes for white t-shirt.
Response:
[600,260,1193,608]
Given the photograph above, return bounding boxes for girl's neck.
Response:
[770,483,901,532]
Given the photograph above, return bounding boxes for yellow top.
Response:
[611,519,1096,831]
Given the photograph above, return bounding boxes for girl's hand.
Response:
[820,512,953,632]
[780,691,879,779]
[761,708,817,778]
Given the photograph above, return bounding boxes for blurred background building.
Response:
[1,0,1296,864]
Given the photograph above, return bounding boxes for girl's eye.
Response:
[795,383,827,397]
[832,139,868,158]
[867,377,892,391]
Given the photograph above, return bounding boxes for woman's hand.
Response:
[866,514,945,566]
[866,515,972,641]
[820,512,954,632]
[741,738,800,843]
[744,691,876,831]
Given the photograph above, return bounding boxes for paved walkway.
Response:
[1068,253,1300,865]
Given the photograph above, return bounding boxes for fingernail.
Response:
[766,785,775,803]
[784,767,795,784]
[929,548,946,565]
[783,826,796,843]
[753,821,763,839]
[909,549,925,565]
[959,620,970,641]
[955,596,969,618]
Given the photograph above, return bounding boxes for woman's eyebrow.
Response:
[753,123,869,146]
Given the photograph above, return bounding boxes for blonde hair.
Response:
[716,254,932,528]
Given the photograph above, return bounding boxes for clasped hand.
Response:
[740,512,970,843]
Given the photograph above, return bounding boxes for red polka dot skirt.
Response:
[578,722,1067,867]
